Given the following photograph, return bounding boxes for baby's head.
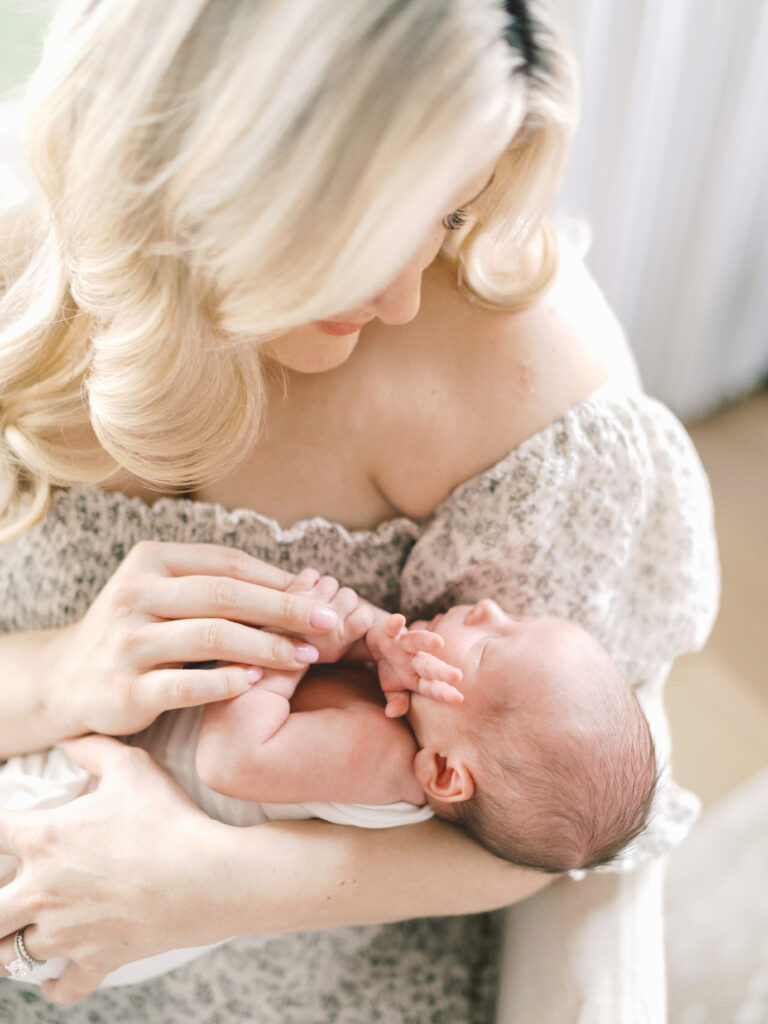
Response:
[406,600,656,873]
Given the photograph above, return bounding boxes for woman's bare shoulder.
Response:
[366,250,626,518]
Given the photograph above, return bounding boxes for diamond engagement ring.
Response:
[4,926,47,979]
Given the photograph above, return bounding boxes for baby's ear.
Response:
[413,749,474,803]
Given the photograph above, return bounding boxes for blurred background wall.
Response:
[559,0,768,419]
[0,1,49,94]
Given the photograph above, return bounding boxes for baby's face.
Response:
[407,600,611,755]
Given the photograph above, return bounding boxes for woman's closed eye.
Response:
[442,207,469,231]
[441,172,495,232]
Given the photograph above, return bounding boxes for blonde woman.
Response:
[0,1,717,1021]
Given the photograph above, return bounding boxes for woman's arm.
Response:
[0,736,555,1006]
[217,805,552,934]
[0,627,84,755]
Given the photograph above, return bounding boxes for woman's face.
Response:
[262,158,499,373]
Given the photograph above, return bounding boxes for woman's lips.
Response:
[315,320,370,336]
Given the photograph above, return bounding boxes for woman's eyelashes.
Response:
[442,207,469,231]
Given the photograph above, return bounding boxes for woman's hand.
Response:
[51,540,339,738]
[0,736,240,1005]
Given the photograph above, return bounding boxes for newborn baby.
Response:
[196,569,657,874]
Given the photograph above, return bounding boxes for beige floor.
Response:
[665,389,768,806]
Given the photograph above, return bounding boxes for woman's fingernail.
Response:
[310,606,338,629]
[295,644,319,664]
[246,667,263,684]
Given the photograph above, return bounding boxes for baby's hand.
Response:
[284,569,374,662]
[366,614,463,718]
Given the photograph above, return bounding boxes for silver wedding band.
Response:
[4,926,47,979]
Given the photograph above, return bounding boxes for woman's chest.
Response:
[192,371,400,530]
[192,334,530,529]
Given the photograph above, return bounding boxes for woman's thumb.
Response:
[60,735,131,778]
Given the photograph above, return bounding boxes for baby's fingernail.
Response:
[295,644,320,664]
[246,667,263,684]
[310,606,338,629]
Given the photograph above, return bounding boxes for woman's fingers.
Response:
[134,618,319,670]
[141,575,337,636]
[133,665,264,713]
[59,734,134,779]
[0,811,20,858]
[0,878,37,958]
[42,962,107,1005]
[131,540,294,590]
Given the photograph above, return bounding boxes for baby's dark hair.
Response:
[442,669,657,873]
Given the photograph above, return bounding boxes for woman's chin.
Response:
[263,326,362,373]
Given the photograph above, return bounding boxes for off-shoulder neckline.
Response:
[57,382,631,542]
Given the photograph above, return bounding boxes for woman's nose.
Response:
[368,255,424,325]
[368,223,444,324]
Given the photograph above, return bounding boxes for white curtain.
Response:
[558,0,768,419]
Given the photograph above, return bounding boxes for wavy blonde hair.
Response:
[0,0,576,542]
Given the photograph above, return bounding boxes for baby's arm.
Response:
[196,570,459,801]
[196,571,383,798]
[197,667,425,805]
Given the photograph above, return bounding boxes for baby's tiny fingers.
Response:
[376,613,405,638]
[399,630,443,654]
[332,586,361,617]
[285,568,321,593]
[313,575,341,602]
[423,679,464,705]
[411,652,462,683]
[345,604,375,636]
[384,692,410,718]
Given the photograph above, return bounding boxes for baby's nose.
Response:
[464,598,505,625]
